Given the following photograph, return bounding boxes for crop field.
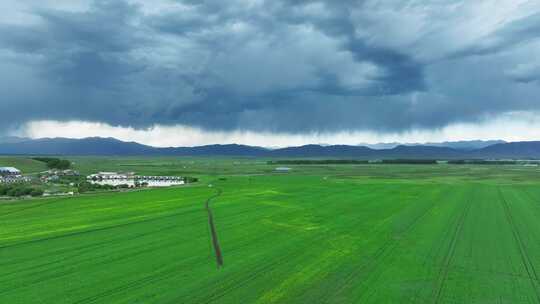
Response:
[2,160,540,303]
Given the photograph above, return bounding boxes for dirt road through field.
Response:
[206,188,223,267]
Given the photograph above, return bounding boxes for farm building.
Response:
[275,167,292,172]
[137,176,185,187]
[0,167,31,183]
[87,172,185,187]
[41,169,80,183]
[43,169,80,176]
[87,172,136,187]
[0,167,21,176]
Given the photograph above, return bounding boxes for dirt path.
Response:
[206,188,224,268]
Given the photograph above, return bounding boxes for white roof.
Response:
[0,167,21,173]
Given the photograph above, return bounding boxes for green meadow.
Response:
[2,159,540,303]
[0,156,47,174]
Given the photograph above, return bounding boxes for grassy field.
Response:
[0,156,48,174]
[2,159,540,303]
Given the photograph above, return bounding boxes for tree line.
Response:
[268,159,524,165]
[268,159,436,165]
[447,160,517,165]
[268,160,369,165]
[381,159,438,164]
[0,184,44,197]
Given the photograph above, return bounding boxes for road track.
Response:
[206,188,224,268]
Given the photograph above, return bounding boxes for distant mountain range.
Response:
[0,137,540,159]
[0,136,31,144]
[359,140,506,150]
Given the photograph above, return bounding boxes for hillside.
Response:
[0,137,156,156]
[475,141,540,159]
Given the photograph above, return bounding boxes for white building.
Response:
[0,167,21,176]
[137,176,185,187]
[0,167,30,183]
[275,167,292,172]
[87,172,185,187]
[87,172,136,187]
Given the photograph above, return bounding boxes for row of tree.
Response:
[77,182,128,193]
[268,159,523,165]
[268,160,369,165]
[268,159,437,165]
[381,159,438,164]
[447,160,518,165]
[0,184,44,197]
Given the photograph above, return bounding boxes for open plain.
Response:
[2,159,540,303]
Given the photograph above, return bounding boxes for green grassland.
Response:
[2,159,540,303]
[0,156,48,174]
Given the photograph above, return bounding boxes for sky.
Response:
[1,0,540,147]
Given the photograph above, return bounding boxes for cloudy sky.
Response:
[1,0,540,147]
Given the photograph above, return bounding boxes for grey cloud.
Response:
[450,12,540,59]
[1,0,540,134]
[506,62,540,83]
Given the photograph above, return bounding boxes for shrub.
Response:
[185,177,198,183]
[33,157,72,169]
[30,189,44,197]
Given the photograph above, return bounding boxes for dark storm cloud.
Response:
[509,71,540,84]
[1,0,540,134]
